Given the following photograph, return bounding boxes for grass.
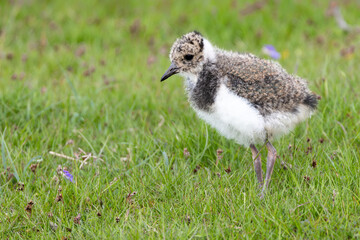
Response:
[1,0,360,238]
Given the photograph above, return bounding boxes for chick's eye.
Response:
[184,54,194,61]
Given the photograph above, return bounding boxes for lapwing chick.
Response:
[161,31,318,197]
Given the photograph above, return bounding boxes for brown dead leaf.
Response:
[30,164,38,174]
[99,59,106,66]
[7,172,14,181]
[73,213,81,224]
[6,53,13,60]
[303,175,311,183]
[83,66,96,77]
[216,149,224,166]
[25,200,34,215]
[316,35,325,45]
[55,194,63,203]
[240,0,267,16]
[340,46,355,58]
[193,165,200,174]
[185,215,191,225]
[126,191,137,204]
[17,182,24,191]
[75,45,86,57]
[311,159,317,168]
[130,19,141,36]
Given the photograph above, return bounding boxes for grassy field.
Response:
[1,0,360,238]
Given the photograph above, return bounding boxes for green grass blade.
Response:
[1,133,20,182]
[1,130,6,170]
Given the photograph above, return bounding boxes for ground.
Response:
[1,0,360,239]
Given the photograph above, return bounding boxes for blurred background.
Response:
[1,0,358,136]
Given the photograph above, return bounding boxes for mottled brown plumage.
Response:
[216,52,316,115]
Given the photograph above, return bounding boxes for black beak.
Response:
[160,62,179,82]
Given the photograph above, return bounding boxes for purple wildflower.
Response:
[63,170,73,182]
[262,44,281,59]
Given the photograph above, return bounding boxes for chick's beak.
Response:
[161,62,179,82]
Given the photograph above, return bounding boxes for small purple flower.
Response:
[63,170,74,182]
[262,44,281,59]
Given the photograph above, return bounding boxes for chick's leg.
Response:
[250,144,263,186]
[260,141,277,198]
